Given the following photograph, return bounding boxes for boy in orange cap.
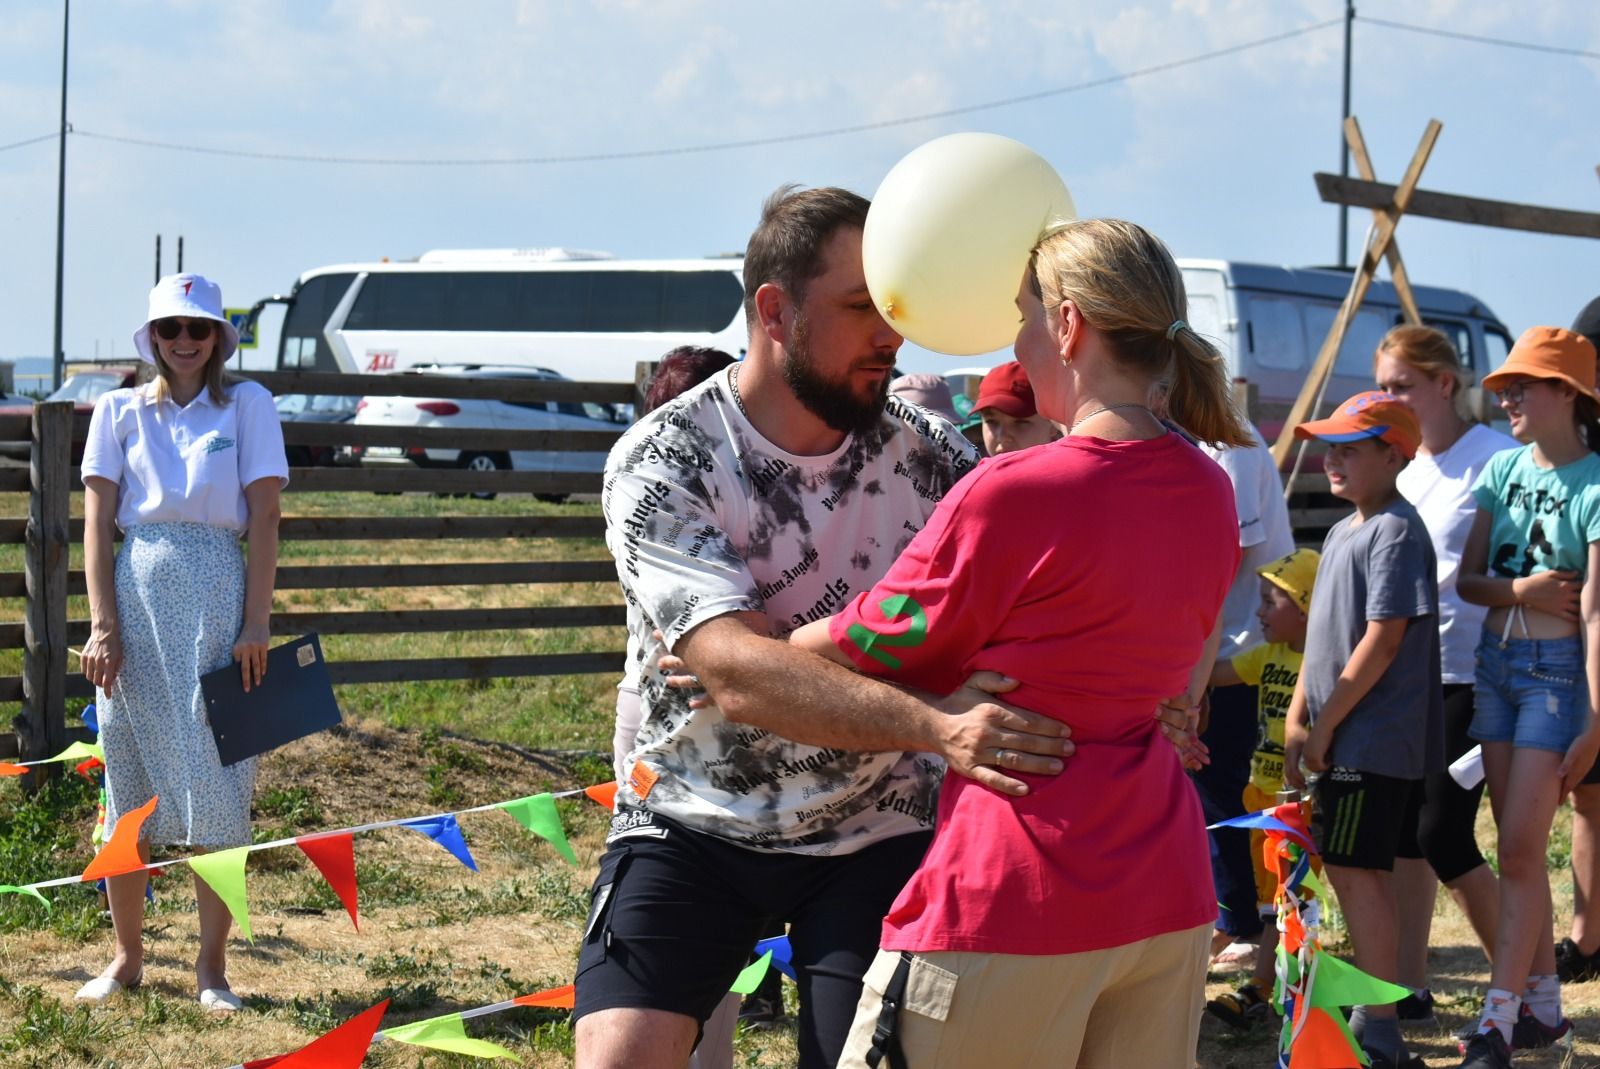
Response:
[1283,391,1443,1069]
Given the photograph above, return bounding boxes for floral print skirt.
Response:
[99,522,255,848]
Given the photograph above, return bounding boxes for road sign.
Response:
[225,308,257,349]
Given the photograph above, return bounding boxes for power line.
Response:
[1361,15,1600,61]
[0,132,59,154]
[68,18,1341,167]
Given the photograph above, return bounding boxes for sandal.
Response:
[1205,979,1270,1031]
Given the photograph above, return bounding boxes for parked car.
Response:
[0,365,142,459]
[349,364,628,500]
[275,393,361,467]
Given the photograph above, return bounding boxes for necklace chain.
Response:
[729,362,748,415]
[1070,402,1151,434]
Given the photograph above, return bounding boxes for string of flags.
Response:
[222,949,784,1067]
[1209,801,1412,1068]
[0,730,620,939]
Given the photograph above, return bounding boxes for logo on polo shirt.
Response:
[203,434,236,455]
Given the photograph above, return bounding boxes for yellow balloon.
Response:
[863,133,1075,356]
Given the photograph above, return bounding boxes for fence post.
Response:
[19,400,71,782]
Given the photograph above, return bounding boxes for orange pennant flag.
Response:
[1282,908,1306,954]
[81,796,158,882]
[0,763,26,777]
[513,983,576,1009]
[1289,1006,1364,1068]
[583,782,618,810]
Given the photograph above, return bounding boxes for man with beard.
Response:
[577,186,1079,1069]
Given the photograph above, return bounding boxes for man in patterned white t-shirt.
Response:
[574,187,1081,1069]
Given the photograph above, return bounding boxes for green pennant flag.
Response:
[730,951,773,995]
[0,885,50,910]
[382,1013,517,1058]
[1308,949,1412,1009]
[188,846,253,943]
[1298,868,1327,899]
[39,740,104,764]
[499,794,578,866]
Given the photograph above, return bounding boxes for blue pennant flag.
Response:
[402,814,478,872]
[754,933,795,981]
[1207,811,1315,850]
[80,704,98,735]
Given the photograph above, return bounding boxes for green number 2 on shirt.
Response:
[845,594,928,670]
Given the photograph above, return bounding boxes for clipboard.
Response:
[201,634,341,766]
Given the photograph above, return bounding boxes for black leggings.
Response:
[1396,684,1488,883]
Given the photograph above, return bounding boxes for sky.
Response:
[1,0,1597,381]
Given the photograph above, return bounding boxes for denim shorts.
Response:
[1471,633,1588,754]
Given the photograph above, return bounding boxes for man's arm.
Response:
[676,613,1071,797]
[1300,617,1409,772]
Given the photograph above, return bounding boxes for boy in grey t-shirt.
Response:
[1284,391,1443,1069]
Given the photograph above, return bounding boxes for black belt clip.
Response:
[865,951,914,1069]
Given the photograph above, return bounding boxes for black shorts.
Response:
[1312,767,1419,871]
[573,806,931,1069]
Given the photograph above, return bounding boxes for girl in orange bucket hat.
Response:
[1452,325,1600,1067]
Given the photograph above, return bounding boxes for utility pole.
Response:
[50,0,70,390]
[1337,0,1354,268]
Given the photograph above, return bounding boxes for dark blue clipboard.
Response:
[201,634,341,766]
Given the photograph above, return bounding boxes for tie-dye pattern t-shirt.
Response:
[601,365,978,855]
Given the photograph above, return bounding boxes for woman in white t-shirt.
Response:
[74,274,288,1012]
[1374,324,1515,1013]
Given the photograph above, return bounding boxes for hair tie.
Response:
[1166,320,1188,341]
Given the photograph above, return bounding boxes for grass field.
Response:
[0,490,1597,1067]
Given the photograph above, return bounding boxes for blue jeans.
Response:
[1471,633,1588,754]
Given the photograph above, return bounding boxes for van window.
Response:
[1423,319,1473,371]
[1246,296,1305,370]
[1484,326,1512,374]
[1304,305,1390,378]
[345,270,743,334]
[281,273,356,370]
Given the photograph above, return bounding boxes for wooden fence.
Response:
[2,367,652,764]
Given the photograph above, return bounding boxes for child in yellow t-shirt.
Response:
[1204,547,1321,1030]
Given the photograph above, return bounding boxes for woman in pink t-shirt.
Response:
[796,219,1250,1069]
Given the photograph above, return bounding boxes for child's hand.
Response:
[1283,717,1308,789]
[1560,725,1600,798]
[1302,721,1333,774]
[1515,569,1582,622]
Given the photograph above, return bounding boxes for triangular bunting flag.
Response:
[1209,811,1316,850]
[513,984,576,1009]
[583,782,618,809]
[242,999,390,1069]
[296,833,360,930]
[0,885,50,910]
[188,846,254,943]
[499,794,578,866]
[381,1012,516,1058]
[401,815,478,872]
[730,951,773,995]
[1289,1006,1365,1068]
[0,763,25,777]
[754,934,796,981]
[1307,951,1412,1010]
[81,795,158,882]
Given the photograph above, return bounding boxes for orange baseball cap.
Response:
[1293,390,1421,460]
[1481,326,1598,402]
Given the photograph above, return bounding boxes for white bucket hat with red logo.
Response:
[133,273,240,364]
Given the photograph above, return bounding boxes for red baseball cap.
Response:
[1293,390,1421,460]
[974,362,1036,419]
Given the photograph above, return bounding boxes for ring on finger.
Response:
[996,748,1013,767]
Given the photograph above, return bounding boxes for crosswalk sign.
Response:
[225,308,257,349]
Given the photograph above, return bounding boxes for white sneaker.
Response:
[199,987,242,1012]
[74,970,141,1004]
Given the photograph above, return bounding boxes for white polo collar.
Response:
[134,380,226,410]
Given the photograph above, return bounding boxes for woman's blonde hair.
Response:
[147,324,233,405]
[1374,324,1469,397]
[1028,219,1250,448]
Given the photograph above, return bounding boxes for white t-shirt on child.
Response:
[81,380,289,534]
[1397,421,1518,684]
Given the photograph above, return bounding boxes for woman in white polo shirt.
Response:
[74,274,287,1011]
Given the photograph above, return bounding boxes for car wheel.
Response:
[458,452,508,500]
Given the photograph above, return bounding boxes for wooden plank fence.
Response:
[2,368,649,764]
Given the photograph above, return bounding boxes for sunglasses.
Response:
[1493,379,1551,406]
[152,318,214,342]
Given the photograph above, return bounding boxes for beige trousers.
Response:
[836,924,1211,1069]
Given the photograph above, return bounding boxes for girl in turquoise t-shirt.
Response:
[1455,326,1600,1064]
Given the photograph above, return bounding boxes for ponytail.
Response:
[1168,327,1252,448]
[1031,219,1251,449]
